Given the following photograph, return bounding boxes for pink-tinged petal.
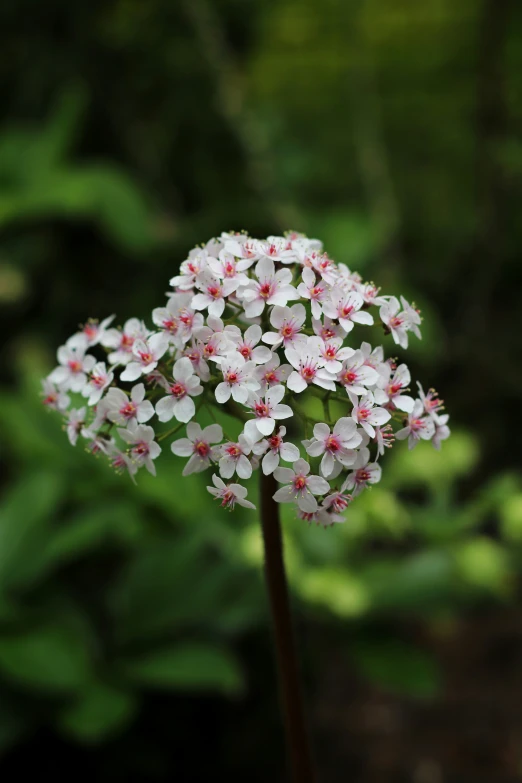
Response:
[256,417,275,436]
[287,372,308,393]
[307,476,330,495]
[120,363,142,382]
[351,310,374,325]
[215,383,231,403]
[256,256,275,280]
[313,422,330,440]
[202,423,223,443]
[219,456,236,479]
[272,404,292,420]
[156,396,175,422]
[186,421,203,441]
[251,346,272,364]
[273,485,297,504]
[244,419,263,443]
[266,384,286,406]
[336,449,357,467]
[314,376,336,391]
[306,440,326,457]
[270,306,289,328]
[262,332,282,346]
[173,357,194,381]
[244,299,265,318]
[49,366,68,384]
[173,396,195,423]
[297,492,318,512]
[237,455,253,479]
[182,453,207,476]
[137,401,155,423]
[131,383,146,403]
[394,395,415,413]
[294,458,310,475]
[284,347,301,370]
[274,467,295,483]
[171,438,194,457]
[208,299,225,318]
[368,407,391,426]
[320,452,335,478]
[280,442,300,462]
[262,449,280,475]
[231,385,248,404]
[361,421,376,438]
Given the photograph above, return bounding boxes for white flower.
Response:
[297,267,328,319]
[171,422,223,475]
[358,283,387,307]
[71,315,115,348]
[262,304,307,349]
[106,443,138,481]
[152,294,203,345]
[170,249,209,290]
[375,424,395,456]
[66,407,86,446]
[215,354,259,404]
[120,332,169,382]
[312,316,346,342]
[82,362,114,406]
[237,257,297,318]
[155,357,203,423]
[102,318,149,366]
[234,324,272,364]
[218,435,253,479]
[182,342,210,382]
[379,297,409,349]
[432,413,450,450]
[117,423,161,476]
[349,391,391,438]
[191,272,239,318]
[49,336,96,392]
[224,237,259,264]
[304,418,362,477]
[251,425,300,475]
[207,474,256,510]
[253,237,294,264]
[416,382,444,418]
[395,399,436,449]
[309,336,355,375]
[323,289,374,332]
[322,491,352,514]
[285,337,336,394]
[273,458,330,512]
[105,383,155,425]
[41,378,70,412]
[208,250,251,284]
[341,448,382,496]
[338,350,380,395]
[253,354,292,394]
[374,363,414,412]
[243,385,293,442]
[193,315,239,363]
[400,296,422,340]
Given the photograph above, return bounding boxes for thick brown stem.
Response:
[260,471,316,783]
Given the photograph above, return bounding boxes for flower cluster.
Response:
[42,232,449,526]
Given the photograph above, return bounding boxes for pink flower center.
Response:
[343,370,357,384]
[254,402,270,418]
[220,489,236,508]
[239,344,252,358]
[294,475,307,491]
[91,374,105,388]
[139,351,154,365]
[170,382,186,398]
[224,262,236,277]
[226,371,238,384]
[356,469,370,483]
[301,365,316,381]
[121,334,134,349]
[341,305,353,317]
[358,408,370,420]
[83,324,98,340]
[43,394,57,406]
[390,315,404,328]
[324,345,337,359]
[68,359,82,373]
[259,282,274,299]
[310,286,323,299]
[179,310,193,326]
[281,323,296,338]
[120,402,137,419]
[226,444,242,457]
[194,440,210,457]
[204,344,216,357]
[326,435,340,452]
[331,494,350,512]
[162,318,178,334]
[267,244,278,256]
[207,285,222,299]
[388,382,402,395]
[410,418,425,432]
[264,371,277,384]
[322,327,336,340]
[268,434,281,450]
[133,442,149,457]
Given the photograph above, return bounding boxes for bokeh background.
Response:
[1,1,521,780]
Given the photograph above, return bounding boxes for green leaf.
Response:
[0,472,64,590]
[59,683,137,743]
[352,637,441,698]
[120,644,243,696]
[0,626,91,692]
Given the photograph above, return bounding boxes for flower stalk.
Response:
[260,470,316,783]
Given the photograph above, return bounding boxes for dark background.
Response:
[1,1,522,781]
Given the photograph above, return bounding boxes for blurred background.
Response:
[0,0,521,780]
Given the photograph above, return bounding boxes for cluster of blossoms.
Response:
[42,232,450,526]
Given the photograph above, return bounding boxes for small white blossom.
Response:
[49,336,96,393]
[117,423,161,475]
[215,354,259,404]
[341,448,382,496]
[273,458,330,512]
[102,318,150,366]
[219,434,253,479]
[171,422,223,475]
[120,332,169,382]
[251,425,300,475]
[285,337,337,394]
[155,357,203,423]
[243,385,293,442]
[395,399,436,449]
[379,297,409,349]
[234,324,272,365]
[323,289,373,332]
[238,257,297,318]
[374,363,415,413]
[41,379,70,412]
[105,383,155,425]
[297,267,328,319]
[253,354,292,394]
[349,391,391,438]
[207,474,256,510]
[191,272,240,318]
[304,418,362,477]
[66,407,86,446]
[262,304,307,349]
[82,362,114,406]
[338,350,380,395]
